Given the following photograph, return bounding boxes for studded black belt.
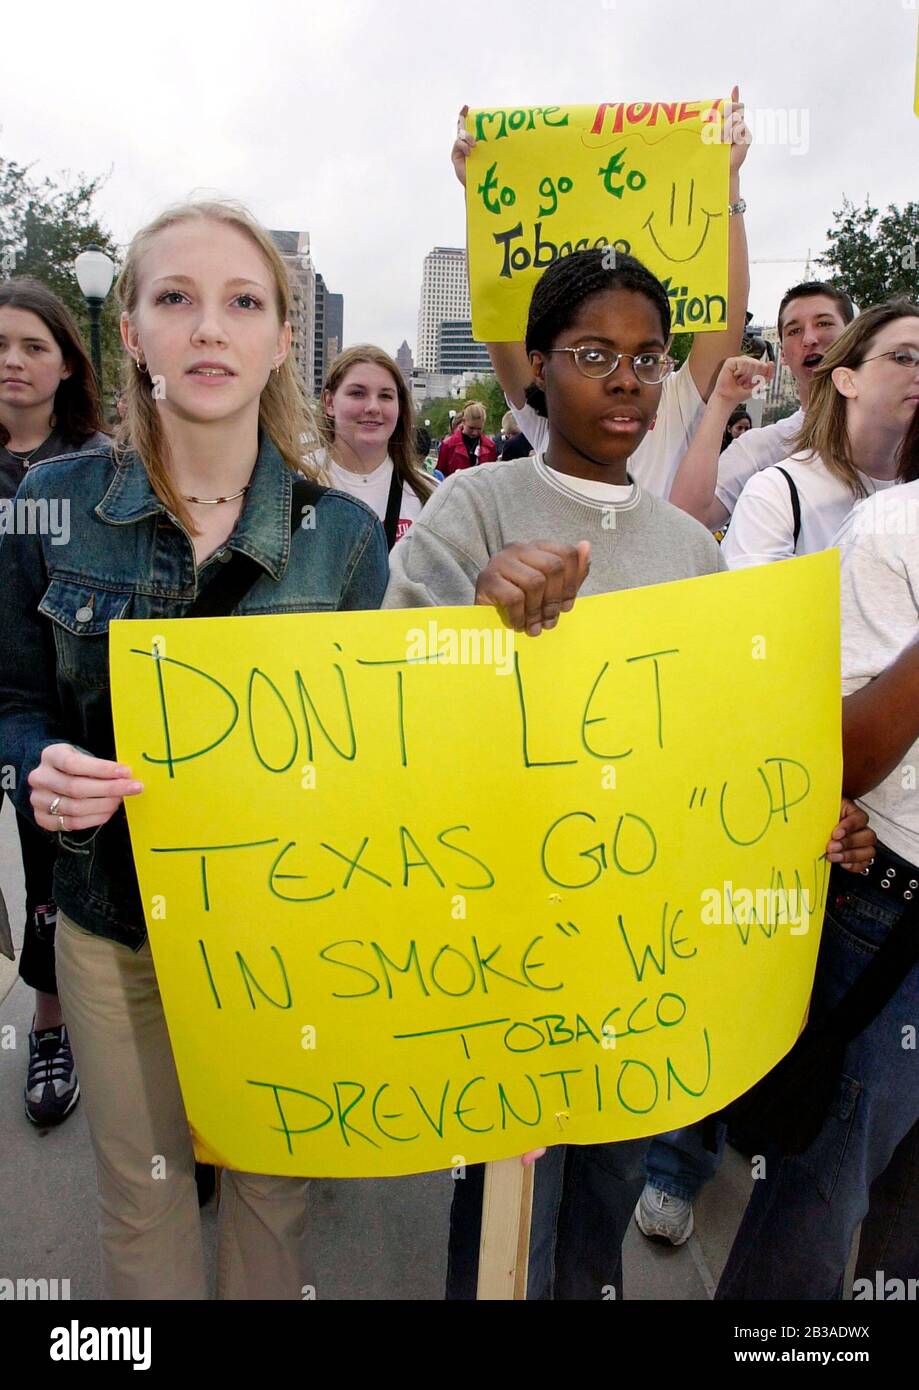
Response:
[858,841,919,901]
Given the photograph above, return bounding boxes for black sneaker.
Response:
[25,1023,80,1126]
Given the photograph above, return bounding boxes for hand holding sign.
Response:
[453,104,475,187]
[724,85,751,177]
[110,553,843,1179]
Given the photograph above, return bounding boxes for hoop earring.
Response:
[135,356,146,373]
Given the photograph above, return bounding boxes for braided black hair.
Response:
[523,249,672,418]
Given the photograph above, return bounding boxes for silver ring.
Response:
[49,796,61,816]
[58,814,66,831]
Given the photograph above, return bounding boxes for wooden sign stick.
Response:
[476,1157,535,1300]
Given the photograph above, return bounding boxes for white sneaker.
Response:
[634,1182,694,1246]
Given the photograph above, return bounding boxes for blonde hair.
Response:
[314,344,433,503]
[114,198,322,534]
[501,410,519,435]
[795,300,919,498]
[463,400,487,424]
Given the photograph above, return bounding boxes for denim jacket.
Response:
[0,436,388,948]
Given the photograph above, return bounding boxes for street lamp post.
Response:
[74,245,115,395]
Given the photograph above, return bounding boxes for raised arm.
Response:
[669,354,773,528]
[451,106,534,406]
[685,86,751,401]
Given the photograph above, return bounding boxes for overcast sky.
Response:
[4,0,917,356]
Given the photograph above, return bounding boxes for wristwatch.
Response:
[728,199,747,217]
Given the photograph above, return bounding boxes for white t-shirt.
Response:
[326,456,428,543]
[720,452,896,570]
[838,483,919,864]
[537,456,639,509]
[509,364,704,500]
[714,408,804,517]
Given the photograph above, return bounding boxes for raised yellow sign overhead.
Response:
[465,99,731,342]
[110,553,840,1178]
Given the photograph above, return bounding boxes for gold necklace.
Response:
[182,484,252,505]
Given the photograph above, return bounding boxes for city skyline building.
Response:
[416,246,471,372]
[270,229,316,395]
[436,318,492,374]
[396,340,414,382]
[314,273,345,392]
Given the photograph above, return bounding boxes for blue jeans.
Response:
[446,1138,650,1300]
[855,1116,919,1287]
[645,1123,726,1202]
[716,860,919,1300]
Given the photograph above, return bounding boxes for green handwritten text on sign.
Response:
[110,554,840,1177]
[466,99,731,342]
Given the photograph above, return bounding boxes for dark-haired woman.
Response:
[721,405,752,452]
[0,277,109,1126]
[384,247,874,1299]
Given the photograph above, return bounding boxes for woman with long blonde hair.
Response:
[315,344,433,548]
[0,199,388,1299]
[722,300,919,568]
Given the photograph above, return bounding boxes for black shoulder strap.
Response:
[185,476,326,619]
[382,465,403,552]
[774,466,801,551]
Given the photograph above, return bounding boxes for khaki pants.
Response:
[55,913,309,1300]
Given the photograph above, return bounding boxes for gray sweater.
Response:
[383,456,725,608]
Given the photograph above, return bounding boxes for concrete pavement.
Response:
[0,794,760,1299]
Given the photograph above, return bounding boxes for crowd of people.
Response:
[0,94,917,1302]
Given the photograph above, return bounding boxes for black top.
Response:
[0,429,110,500]
[462,432,480,465]
[500,431,533,460]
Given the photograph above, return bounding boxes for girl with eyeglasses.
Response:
[384,247,874,1299]
[721,301,919,569]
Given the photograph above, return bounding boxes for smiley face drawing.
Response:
[643,178,724,263]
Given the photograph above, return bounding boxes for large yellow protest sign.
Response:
[110,553,840,1179]
[465,99,731,342]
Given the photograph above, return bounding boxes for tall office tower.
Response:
[270,229,316,394]
[416,246,470,372]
